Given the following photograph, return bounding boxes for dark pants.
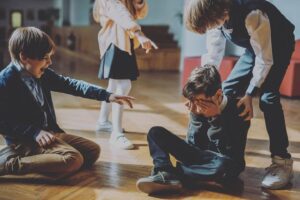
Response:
[222,37,295,158]
[148,126,238,181]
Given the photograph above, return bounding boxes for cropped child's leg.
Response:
[96,79,117,132]
[110,79,133,149]
[57,133,100,168]
[0,139,84,180]
[148,126,219,171]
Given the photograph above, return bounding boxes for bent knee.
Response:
[84,144,101,168]
[147,126,169,142]
[63,151,84,173]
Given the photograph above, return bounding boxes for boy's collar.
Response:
[219,94,228,112]
[13,61,34,78]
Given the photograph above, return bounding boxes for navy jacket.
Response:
[182,98,250,179]
[0,63,111,144]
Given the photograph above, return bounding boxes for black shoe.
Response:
[136,171,182,194]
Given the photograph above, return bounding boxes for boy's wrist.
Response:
[246,85,258,96]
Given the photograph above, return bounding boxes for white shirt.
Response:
[93,0,148,58]
[202,10,274,95]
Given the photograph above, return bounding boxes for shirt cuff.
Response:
[105,92,112,103]
[246,84,259,96]
[33,129,42,140]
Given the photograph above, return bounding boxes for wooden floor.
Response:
[1,55,300,200]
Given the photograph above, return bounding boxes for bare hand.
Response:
[35,130,56,148]
[109,94,136,108]
[237,94,253,121]
[185,100,203,115]
[196,96,221,117]
[135,31,158,54]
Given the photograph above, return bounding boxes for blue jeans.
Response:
[222,38,295,158]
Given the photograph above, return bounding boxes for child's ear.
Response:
[19,52,28,64]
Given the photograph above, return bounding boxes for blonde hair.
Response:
[123,0,138,19]
[93,0,146,22]
[184,0,231,34]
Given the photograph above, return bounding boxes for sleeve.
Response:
[207,116,226,154]
[245,10,274,96]
[44,69,112,102]
[103,0,141,32]
[186,113,210,148]
[0,82,41,141]
[202,28,226,69]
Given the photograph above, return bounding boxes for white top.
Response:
[93,0,148,58]
[202,10,274,95]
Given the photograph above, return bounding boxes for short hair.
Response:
[184,0,231,34]
[183,64,221,100]
[8,27,55,62]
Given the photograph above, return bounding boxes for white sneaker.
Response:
[261,156,293,189]
[109,134,134,150]
[96,121,112,132]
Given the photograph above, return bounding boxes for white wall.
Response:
[139,0,184,46]
[69,0,91,26]
[270,0,300,39]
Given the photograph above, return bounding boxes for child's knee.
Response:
[147,126,166,140]
[84,144,101,168]
[259,93,281,111]
[63,151,84,173]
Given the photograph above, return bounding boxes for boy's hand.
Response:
[197,96,221,117]
[35,130,56,148]
[237,94,253,121]
[185,100,203,115]
[109,94,136,108]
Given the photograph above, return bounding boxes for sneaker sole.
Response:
[96,128,125,133]
[109,140,134,150]
[136,180,182,194]
[261,174,294,190]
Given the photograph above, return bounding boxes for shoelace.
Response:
[265,163,281,176]
[116,135,129,144]
[157,171,166,183]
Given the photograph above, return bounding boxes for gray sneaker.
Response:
[136,171,182,194]
[261,156,293,189]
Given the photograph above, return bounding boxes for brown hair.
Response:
[8,27,55,62]
[184,0,231,34]
[183,64,221,100]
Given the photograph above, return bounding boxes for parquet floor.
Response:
[1,54,300,200]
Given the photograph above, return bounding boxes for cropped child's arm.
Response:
[202,28,226,69]
[245,10,274,96]
[104,0,141,32]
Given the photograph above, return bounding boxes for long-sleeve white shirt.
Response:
[93,0,148,58]
[202,10,274,95]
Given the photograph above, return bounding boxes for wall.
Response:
[139,0,184,46]
[0,0,57,28]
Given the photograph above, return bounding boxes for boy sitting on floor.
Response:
[136,65,250,194]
